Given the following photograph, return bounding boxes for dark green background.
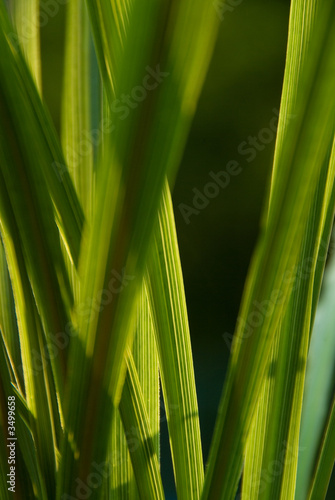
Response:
[39,0,334,498]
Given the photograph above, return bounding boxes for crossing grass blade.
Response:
[97,341,161,500]
[201,1,335,498]
[61,3,161,496]
[125,283,160,499]
[133,284,160,461]
[58,2,219,498]
[146,180,204,500]
[0,3,83,268]
[119,351,164,500]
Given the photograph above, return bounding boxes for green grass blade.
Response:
[0,241,23,392]
[0,3,84,403]
[242,141,335,500]
[100,330,160,500]
[101,277,160,500]
[60,0,94,330]
[0,335,49,499]
[62,4,139,499]
[119,351,164,500]
[147,181,204,500]
[58,2,219,497]
[201,1,335,498]
[0,183,61,498]
[125,282,160,500]
[62,0,94,221]
[242,336,280,500]
[133,284,160,461]
[85,0,128,102]
[0,3,83,268]
[308,395,335,500]
[9,0,41,91]
[106,409,133,500]
[0,94,69,389]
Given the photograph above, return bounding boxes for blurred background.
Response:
[39,0,334,498]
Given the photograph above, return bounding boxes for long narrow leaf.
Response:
[0,3,83,268]
[58,2,219,497]
[147,181,204,500]
[0,180,61,498]
[9,0,41,90]
[202,1,335,498]
[0,334,49,499]
[119,351,164,500]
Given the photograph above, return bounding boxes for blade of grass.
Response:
[0,2,84,406]
[242,335,280,500]
[119,351,164,500]
[63,3,139,497]
[0,333,49,500]
[146,180,204,500]
[242,138,335,500]
[9,0,41,91]
[133,283,160,461]
[0,3,84,268]
[0,241,23,391]
[58,2,219,497]
[201,1,335,498]
[100,340,161,500]
[0,0,71,462]
[99,251,161,500]
[0,178,62,498]
[245,168,335,500]
[0,89,69,393]
[62,0,94,222]
[0,5,84,413]
[85,0,128,103]
[125,282,160,499]
[106,410,132,500]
